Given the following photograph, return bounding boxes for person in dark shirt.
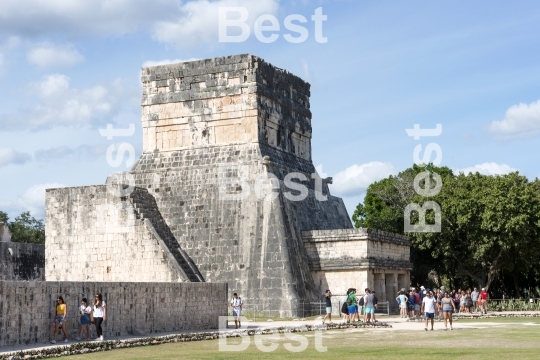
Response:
[323,290,333,324]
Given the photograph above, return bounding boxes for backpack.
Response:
[341,302,348,314]
[358,296,365,306]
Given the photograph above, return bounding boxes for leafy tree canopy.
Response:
[0,211,45,244]
[353,164,540,296]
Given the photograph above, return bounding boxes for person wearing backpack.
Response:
[347,288,357,323]
[341,289,351,323]
[230,293,243,329]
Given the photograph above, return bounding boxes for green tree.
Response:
[0,211,8,224]
[354,165,540,294]
[4,211,45,244]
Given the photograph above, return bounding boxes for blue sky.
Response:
[1,0,539,220]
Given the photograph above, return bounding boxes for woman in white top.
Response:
[92,293,107,341]
[76,298,92,341]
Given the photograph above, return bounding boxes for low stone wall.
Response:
[0,243,44,281]
[0,281,227,348]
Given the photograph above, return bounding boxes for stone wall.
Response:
[45,186,195,283]
[0,242,44,281]
[302,228,411,303]
[128,55,352,316]
[0,281,227,348]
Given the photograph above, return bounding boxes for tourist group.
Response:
[51,293,107,344]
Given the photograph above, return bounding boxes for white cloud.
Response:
[18,183,65,219]
[142,58,200,67]
[487,100,540,139]
[27,43,84,68]
[34,144,108,162]
[1,74,133,131]
[301,59,313,83]
[330,162,397,197]
[0,147,31,167]
[150,0,279,47]
[0,0,179,37]
[456,162,518,176]
[0,183,64,219]
[0,37,20,74]
[0,0,279,47]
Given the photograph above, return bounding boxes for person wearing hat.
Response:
[479,288,489,314]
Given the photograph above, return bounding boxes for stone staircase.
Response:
[127,188,204,282]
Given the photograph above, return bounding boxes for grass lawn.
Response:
[63,317,540,360]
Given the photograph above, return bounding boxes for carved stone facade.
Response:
[45,54,410,316]
[302,228,411,311]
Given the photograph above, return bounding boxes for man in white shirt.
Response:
[421,291,437,331]
[230,293,243,329]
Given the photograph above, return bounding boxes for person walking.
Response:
[471,287,479,313]
[422,291,437,331]
[230,293,243,329]
[51,296,69,344]
[322,290,333,324]
[396,291,408,318]
[479,288,489,314]
[92,293,106,341]
[440,291,456,330]
[75,298,92,341]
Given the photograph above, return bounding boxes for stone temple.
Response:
[45,54,411,316]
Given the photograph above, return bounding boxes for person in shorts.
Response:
[408,291,416,318]
[230,293,243,329]
[51,296,68,344]
[396,291,408,318]
[363,288,376,323]
[347,289,357,323]
[421,291,437,331]
[413,289,421,316]
[322,290,333,324]
[76,298,92,341]
[439,291,456,330]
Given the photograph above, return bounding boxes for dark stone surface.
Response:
[0,242,44,281]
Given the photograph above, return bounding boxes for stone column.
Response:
[385,273,398,313]
[374,272,385,300]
